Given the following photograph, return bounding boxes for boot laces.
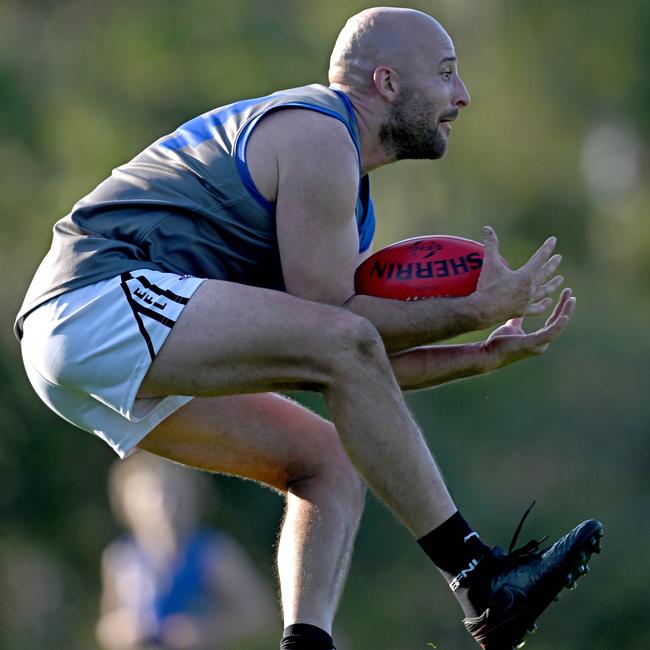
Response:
[506,501,549,559]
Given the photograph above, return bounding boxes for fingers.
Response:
[547,288,571,322]
[477,230,570,326]
[523,297,554,316]
[523,236,557,274]
[530,314,570,347]
[481,226,500,261]
[542,310,571,339]
[532,252,564,301]
[540,253,562,280]
[545,288,575,326]
[520,311,570,354]
[563,293,577,318]
[528,291,575,346]
[528,292,576,319]
[533,274,564,302]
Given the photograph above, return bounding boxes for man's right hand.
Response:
[467,226,564,330]
[347,226,566,352]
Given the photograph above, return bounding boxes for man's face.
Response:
[379,48,470,161]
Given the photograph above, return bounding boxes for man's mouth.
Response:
[438,118,454,135]
[439,113,458,125]
[438,113,458,135]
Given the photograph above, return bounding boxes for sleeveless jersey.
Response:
[14,84,375,339]
[106,530,219,637]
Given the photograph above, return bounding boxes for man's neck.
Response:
[329,83,393,174]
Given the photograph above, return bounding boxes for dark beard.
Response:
[379,88,448,161]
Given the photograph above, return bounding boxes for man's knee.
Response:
[286,440,366,512]
[324,311,388,378]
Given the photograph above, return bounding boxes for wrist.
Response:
[460,293,490,331]
[477,340,503,373]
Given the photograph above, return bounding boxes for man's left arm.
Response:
[390,288,575,390]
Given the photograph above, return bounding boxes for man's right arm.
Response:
[246,110,563,352]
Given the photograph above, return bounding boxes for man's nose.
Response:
[454,76,470,108]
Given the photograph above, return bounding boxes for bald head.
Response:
[329,7,470,166]
[328,7,453,91]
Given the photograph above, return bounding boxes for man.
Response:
[97,451,275,649]
[16,7,602,650]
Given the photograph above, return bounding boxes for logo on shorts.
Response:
[134,287,167,310]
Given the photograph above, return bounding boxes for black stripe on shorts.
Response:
[120,272,156,361]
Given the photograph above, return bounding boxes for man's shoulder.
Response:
[251,107,359,193]
[246,96,359,202]
[246,83,358,151]
[261,106,355,144]
[243,84,360,204]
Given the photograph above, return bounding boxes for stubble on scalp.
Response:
[328,8,447,91]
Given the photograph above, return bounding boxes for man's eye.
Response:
[441,70,452,80]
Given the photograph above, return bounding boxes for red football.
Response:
[354,235,484,300]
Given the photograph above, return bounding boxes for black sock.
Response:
[281,623,335,650]
[417,511,492,618]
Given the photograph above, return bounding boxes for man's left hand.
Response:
[482,288,576,371]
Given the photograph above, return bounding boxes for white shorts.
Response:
[20,270,205,458]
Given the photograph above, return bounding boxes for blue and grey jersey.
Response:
[14,84,375,339]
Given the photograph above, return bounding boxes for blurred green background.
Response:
[1,1,648,648]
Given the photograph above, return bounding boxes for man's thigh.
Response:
[139,279,364,399]
[137,392,350,492]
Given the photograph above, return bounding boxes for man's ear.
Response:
[372,66,400,102]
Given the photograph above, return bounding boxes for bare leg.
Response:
[140,280,457,537]
[138,280,458,635]
[138,392,366,633]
